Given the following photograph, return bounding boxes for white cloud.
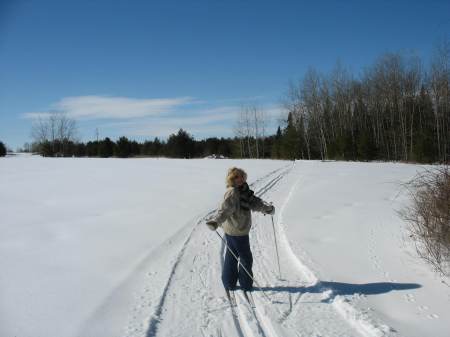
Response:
[22,95,194,120]
[265,105,287,119]
[20,94,283,141]
[123,123,233,139]
[100,107,238,138]
[22,111,52,119]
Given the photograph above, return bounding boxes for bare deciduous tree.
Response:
[234,104,269,158]
[281,42,449,163]
[31,111,77,155]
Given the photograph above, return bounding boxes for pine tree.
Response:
[280,112,300,160]
[0,141,6,156]
[98,137,115,157]
[86,141,99,157]
[271,126,282,158]
[115,137,131,158]
[153,137,162,156]
[167,129,195,158]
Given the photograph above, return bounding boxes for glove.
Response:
[266,205,275,215]
[206,220,218,231]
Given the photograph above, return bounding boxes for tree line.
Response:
[26,123,282,159]
[273,42,450,163]
[24,42,449,163]
[28,126,240,158]
[27,110,278,159]
[0,141,6,156]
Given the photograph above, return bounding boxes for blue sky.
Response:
[1,0,449,150]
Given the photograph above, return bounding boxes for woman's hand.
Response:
[266,205,275,215]
[206,220,219,231]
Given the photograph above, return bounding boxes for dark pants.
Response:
[222,234,253,291]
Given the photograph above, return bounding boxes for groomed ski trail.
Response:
[132,162,393,337]
[247,166,396,337]
[141,164,294,337]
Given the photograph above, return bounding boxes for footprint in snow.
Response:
[404,293,416,303]
[418,305,429,311]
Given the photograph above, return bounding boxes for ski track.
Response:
[141,164,292,337]
[129,162,394,337]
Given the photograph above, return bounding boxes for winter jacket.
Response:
[211,184,272,236]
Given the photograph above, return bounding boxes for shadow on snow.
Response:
[256,281,422,302]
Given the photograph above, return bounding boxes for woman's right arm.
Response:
[212,189,237,224]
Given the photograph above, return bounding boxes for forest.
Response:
[19,43,450,163]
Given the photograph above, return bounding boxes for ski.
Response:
[225,289,245,336]
[243,290,256,308]
[226,289,237,307]
[239,290,265,336]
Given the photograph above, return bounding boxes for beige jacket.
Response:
[212,187,272,236]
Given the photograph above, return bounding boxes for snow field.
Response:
[2,156,449,337]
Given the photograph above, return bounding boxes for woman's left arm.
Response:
[249,195,274,214]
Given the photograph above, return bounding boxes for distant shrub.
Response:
[0,141,6,156]
[400,167,450,276]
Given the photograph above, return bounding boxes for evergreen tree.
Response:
[356,130,378,161]
[115,137,131,158]
[166,129,195,158]
[86,141,99,157]
[0,141,6,156]
[129,140,140,156]
[98,137,115,157]
[271,126,282,158]
[153,137,163,156]
[74,143,86,157]
[40,140,54,157]
[280,113,300,160]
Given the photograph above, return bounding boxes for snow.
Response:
[1,155,449,337]
[279,161,450,337]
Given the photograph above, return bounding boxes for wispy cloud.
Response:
[22,95,195,120]
[20,94,282,140]
[100,106,239,138]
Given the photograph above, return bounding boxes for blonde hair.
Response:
[226,167,247,187]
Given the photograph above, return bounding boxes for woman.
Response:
[206,167,275,291]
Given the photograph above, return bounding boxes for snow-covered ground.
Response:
[1,155,449,337]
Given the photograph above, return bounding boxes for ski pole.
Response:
[215,231,272,303]
[271,214,282,279]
